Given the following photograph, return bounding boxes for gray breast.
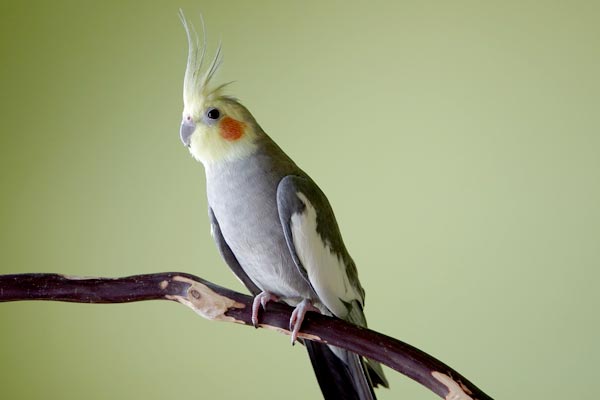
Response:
[205,144,315,302]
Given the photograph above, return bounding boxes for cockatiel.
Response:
[177,12,388,400]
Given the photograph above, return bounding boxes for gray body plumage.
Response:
[206,138,317,304]
[205,127,387,399]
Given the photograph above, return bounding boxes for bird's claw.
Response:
[289,299,320,345]
[251,291,278,328]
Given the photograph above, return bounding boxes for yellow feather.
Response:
[187,99,260,166]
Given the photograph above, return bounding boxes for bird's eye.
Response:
[206,108,221,120]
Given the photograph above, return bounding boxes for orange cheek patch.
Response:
[219,116,245,141]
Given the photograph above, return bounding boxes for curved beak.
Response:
[180,120,196,147]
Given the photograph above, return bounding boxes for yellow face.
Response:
[178,13,261,166]
[181,97,260,165]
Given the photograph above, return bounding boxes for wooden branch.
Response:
[0,273,492,400]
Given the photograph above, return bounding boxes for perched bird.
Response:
[177,12,388,400]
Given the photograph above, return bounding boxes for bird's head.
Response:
[178,11,261,166]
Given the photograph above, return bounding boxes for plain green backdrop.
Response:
[1,1,598,399]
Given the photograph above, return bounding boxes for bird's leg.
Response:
[289,299,321,345]
[251,291,279,327]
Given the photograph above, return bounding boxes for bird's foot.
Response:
[251,291,279,328]
[289,299,320,345]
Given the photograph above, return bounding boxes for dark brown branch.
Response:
[0,273,492,400]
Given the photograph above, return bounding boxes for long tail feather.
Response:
[305,341,377,400]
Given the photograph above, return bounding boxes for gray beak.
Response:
[180,120,196,147]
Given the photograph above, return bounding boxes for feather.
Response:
[178,10,224,107]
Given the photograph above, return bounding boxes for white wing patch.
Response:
[290,192,360,318]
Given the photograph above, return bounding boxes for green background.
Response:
[1,1,598,399]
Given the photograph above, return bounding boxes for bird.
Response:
[177,11,388,400]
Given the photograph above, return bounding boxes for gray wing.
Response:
[276,175,364,319]
[276,175,389,391]
[209,207,261,295]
